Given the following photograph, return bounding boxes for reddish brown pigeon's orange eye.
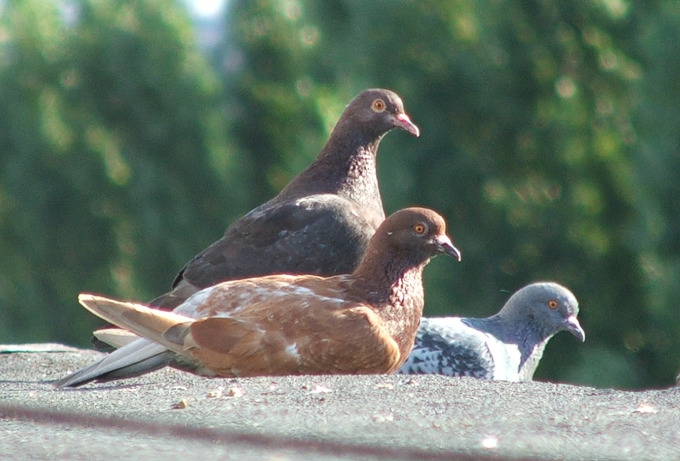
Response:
[548,299,559,309]
[413,223,426,234]
[372,99,386,112]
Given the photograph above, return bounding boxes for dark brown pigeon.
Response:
[57,208,461,387]
[151,89,419,310]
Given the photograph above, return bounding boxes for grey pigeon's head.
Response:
[341,89,420,139]
[502,282,585,342]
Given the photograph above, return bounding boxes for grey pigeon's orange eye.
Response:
[548,299,559,310]
[372,99,386,112]
[413,223,427,235]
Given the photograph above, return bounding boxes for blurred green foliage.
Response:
[1,0,678,389]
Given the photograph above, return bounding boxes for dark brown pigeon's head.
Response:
[366,207,461,267]
[343,89,420,138]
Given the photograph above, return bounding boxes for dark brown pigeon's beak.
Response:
[434,234,462,262]
[565,315,586,342]
[395,113,420,137]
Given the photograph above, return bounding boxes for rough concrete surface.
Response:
[1,345,679,460]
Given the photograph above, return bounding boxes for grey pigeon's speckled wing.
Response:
[398,317,495,378]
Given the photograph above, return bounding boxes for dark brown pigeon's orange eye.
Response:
[372,99,386,112]
[548,299,559,310]
[413,223,426,235]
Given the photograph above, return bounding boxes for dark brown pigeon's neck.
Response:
[279,125,385,212]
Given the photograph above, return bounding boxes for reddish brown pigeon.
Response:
[58,208,460,387]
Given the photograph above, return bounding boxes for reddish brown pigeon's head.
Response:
[363,207,461,268]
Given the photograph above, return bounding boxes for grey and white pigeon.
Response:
[57,208,461,387]
[398,282,585,381]
[150,88,419,310]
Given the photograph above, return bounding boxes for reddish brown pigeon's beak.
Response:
[434,234,462,262]
[395,113,420,137]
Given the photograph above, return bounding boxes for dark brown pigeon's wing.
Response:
[171,195,380,290]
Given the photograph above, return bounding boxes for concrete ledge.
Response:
[1,346,678,460]
[0,343,82,353]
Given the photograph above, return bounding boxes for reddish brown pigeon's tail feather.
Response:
[78,294,192,353]
[92,328,140,350]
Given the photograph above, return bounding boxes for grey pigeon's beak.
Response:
[434,234,461,262]
[395,113,420,137]
[565,315,586,342]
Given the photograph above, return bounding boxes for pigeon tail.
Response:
[79,294,193,353]
[55,340,173,388]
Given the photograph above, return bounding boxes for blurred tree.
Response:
[633,1,680,387]
[216,0,350,208]
[0,0,232,343]
[218,0,666,387]
[343,0,651,387]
